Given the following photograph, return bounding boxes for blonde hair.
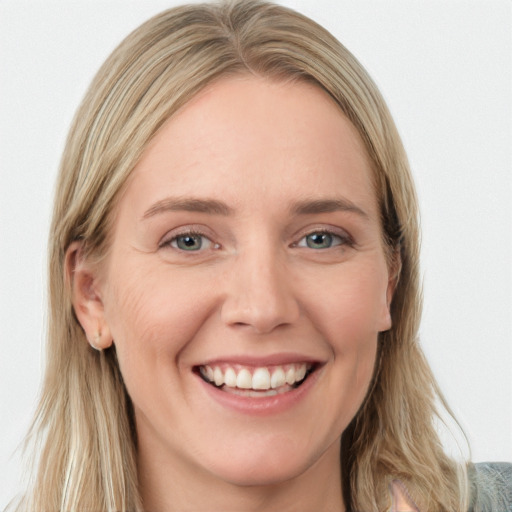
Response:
[16,1,469,510]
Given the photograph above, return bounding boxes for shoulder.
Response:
[468,462,512,512]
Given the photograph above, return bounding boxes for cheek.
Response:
[304,264,384,414]
[307,262,388,348]
[102,263,210,384]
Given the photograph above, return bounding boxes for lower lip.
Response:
[196,369,320,416]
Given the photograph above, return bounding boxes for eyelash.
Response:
[159,229,218,252]
[294,229,353,250]
[160,227,353,253]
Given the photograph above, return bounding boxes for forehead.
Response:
[126,75,378,218]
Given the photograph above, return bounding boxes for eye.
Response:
[162,232,216,252]
[173,234,205,251]
[296,231,346,249]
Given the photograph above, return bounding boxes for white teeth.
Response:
[252,368,271,390]
[200,363,311,391]
[270,367,286,389]
[236,368,252,389]
[224,367,237,387]
[296,365,306,382]
[213,367,224,386]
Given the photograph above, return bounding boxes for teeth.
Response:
[296,365,306,382]
[224,367,237,387]
[236,369,252,389]
[285,367,295,385]
[252,368,271,390]
[213,367,224,386]
[199,363,311,391]
[270,367,285,389]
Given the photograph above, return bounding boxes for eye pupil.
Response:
[177,235,202,251]
[307,233,332,249]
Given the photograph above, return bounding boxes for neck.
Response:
[138,437,345,512]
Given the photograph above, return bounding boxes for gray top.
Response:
[469,462,512,512]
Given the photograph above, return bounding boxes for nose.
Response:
[220,248,300,334]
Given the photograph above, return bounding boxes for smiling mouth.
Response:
[195,362,316,397]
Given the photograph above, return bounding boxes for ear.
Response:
[386,248,402,308]
[66,241,113,350]
[380,248,402,332]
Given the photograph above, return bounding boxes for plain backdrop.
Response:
[1,0,511,506]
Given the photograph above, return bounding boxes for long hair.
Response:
[16,1,468,510]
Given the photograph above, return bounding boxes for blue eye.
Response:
[297,231,344,249]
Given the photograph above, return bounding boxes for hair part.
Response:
[17,1,469,510]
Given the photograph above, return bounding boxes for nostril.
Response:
[219,269,300,333]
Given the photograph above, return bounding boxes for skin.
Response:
[71,76,403,511]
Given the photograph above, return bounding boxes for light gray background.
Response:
[1,0,511,506]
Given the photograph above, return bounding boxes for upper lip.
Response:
[195,353,325,368]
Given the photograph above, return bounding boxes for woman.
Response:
[8,1,510,511]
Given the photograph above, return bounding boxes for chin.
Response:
[212,458,310,488]
[201,433,337,488]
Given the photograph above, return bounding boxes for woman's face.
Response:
[88,77,394,487]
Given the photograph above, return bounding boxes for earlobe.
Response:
[66,242,113,350]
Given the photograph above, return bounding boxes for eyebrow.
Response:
[142,196,368,220]
[290,198,369,219]
[142,197,233,219]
